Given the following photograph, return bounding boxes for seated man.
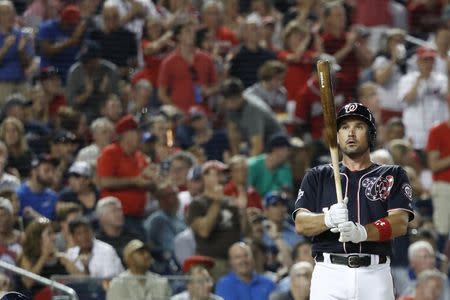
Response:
[66,216,124,278]
[398,269,447,300]
[107,239,171,300]
[215,242,276,300]
[172,255,223,300]
[269,261,313,300]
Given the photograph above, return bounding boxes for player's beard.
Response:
[340,142,370,160]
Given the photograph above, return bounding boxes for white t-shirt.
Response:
[372,56,404,112]
[398,71,448,149]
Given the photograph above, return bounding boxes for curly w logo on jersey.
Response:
[362,175,394,202]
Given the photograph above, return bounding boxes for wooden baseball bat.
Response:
[316,60,344,204]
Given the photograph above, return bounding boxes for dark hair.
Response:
[292,240,312,261]
[169,151,197,168]
[221,78,244,99]
[56,202,82,222]
[195,26,209,49]
[68,216,92,234]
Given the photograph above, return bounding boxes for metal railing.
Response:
[0,260,78,300]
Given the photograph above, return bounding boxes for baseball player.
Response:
[293,103,414,300]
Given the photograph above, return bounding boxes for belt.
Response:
[315,253,387,268]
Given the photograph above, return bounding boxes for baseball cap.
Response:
[416,46,437,59]
[267,133,293,151]
[0,197,13,214]
[77,40,102,62]
[116,115,138,134]
[68,161,92,177]
[201,160,228,174]
[263,191,287,208]
[60,5,81,26]
[31,153,59,168]
[123,239,149,264]
[187,165,203,181]
[188,105,207,121]
[182,255,215,273]
[4,93,32,108]
[38,66,60,81]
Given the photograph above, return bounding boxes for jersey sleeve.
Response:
[292,169,318,220]
[387,166,415,221]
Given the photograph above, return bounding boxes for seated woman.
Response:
[19,217,83,297]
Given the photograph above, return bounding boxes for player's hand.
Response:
[336,221,367,243]
[323,197,348,229]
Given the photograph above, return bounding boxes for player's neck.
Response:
[342,153,372,171]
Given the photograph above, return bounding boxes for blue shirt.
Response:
[17,182,57,220]
[262,220,303,249]
[143,210,186,253]
[37,20,81,82]
[0,28,33,81]
[215,272,276,300]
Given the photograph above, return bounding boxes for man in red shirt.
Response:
[97,114,155,239]
[321,2,372,98]
[158,19,218,113]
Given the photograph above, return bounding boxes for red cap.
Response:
[201,160,228,174]
[115,115,138,134]
[188,105,207,121]
[416,46,437,59]
[60,5,81,26]
[183,255,215,273]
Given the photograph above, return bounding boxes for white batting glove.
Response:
[323,197,348,229]
[336,221,367,243]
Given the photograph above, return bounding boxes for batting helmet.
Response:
[336,103,377,150]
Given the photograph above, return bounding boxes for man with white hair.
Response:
[395,240,449,300]
[270,261,314,300]
[76,117,114,167]
[228,14,276,88]
[95,196,139,261]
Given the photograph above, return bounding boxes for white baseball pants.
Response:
[310,253,394,300]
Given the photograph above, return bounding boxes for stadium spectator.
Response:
[106,239,171,300]
[247,133,293,197]
[95,196,138,261]
[269,261,313,300]
[0,142,19,193]
[215,242,276,300]
[223,78,284,156]
[168,151,196,192]
[158,19,218,113]
[66,216,124,278]
[54,203,82,252]
[36,66,67,122]
[37,5,86,82]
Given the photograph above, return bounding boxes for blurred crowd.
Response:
[0,0,449,299]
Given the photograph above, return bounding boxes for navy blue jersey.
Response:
[293,163,415,256]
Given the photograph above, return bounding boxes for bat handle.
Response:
[330,147,344,204]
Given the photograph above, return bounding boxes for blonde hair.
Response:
[282,21,308,50]
[0,117,29,155]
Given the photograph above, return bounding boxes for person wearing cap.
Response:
[1,93,32,123]
[57,161,98,218]
[90,1,137,78]
[75,117,115,167]
[97,114,154,240]
[16,154,58,220]
[66,216,124,278]
[0,0,33,105]
[269,261,313,300]
[66,39,120,122]
[177,164,204,220]
[37,4,86,82]
[176,105,230,162]
[95,196,139,262]
[247,133,293,197]
[106,239,171,300]
[187,160,243,280]
[222,77,284,156]
[158,19,218,113]
[49,130,78,169]
[36,66,67,120]
[262,191,302,250]
[215,242,276,300]
[372,28,406,123]
[398,46,448,150]
[171,255,223,300]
